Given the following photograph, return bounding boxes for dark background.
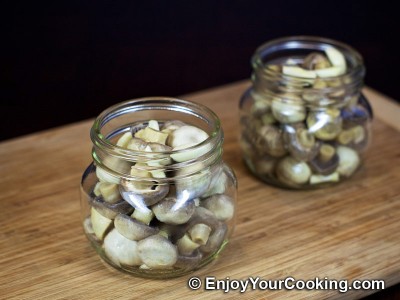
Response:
[2,0,399,142]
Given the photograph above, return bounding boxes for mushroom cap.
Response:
[104,229,142,267]
[114,214,159,241]
[175,249,203,269]
[276,156,312,185]
[91,197,134,219]
[201,194,235,222]
[152,197,196,225]
[119,181,169,207]
[167,125,209,148]
[336,146,360,177]
[137,235,178,269]
[255,124,287,157]
[309,144,340,175]
[283,123,320,162]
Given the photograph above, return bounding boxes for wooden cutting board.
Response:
[0,81,399,299]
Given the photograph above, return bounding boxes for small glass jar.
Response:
[80,97,237,278]
[239,36,372,189]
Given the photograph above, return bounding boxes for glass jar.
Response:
[239,36,372,189]
[80,97,237,278]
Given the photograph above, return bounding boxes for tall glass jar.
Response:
[80,97,237,278]
[239,36,372,189]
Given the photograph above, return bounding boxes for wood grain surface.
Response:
[0,81,399,300]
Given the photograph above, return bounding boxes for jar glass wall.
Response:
[80,97,237,278]
[239,36,372,189]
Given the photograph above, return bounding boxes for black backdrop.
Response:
[2,1,399,140]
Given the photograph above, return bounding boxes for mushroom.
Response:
[95,155,132,184]
[137,235,178,269]
[176,233,201,255]
[310,172,339,184]
[341,104,370,128]
[152,197,196,225]
[309,144,339,175]
[175,166,211,201]
[336,125,369,151]
[276,156,312,186]
[114,214,159,241]
[104,229,142,267]
[91,197,134,219]
[119,180,169,207]
[175,250,203,269]
[187,207,220,233]
[307,108,342,141]
[199,222,228,254]
[90,207,113,240]
[283,123,320,161]
[94,182,120,204]
[271,98,306,124]
[302,52,331,70]
[255,124,287,157]
[116,131,133,148]
[201,164,229,198]
[253,157,278,176]
[336,146,360,177]
[188,224,212,245]
[201,194,234,222]
[131,208,154,225]
[126,137,151,151]
[161,120,186,132]
[135,127,169,145]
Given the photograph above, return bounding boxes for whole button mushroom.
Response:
[152,197,196,225]
[307,108,342,141]
[276,156,312,186]
[255,124,287,157]
[91,197,134,219]
[137,235,178,269]
[271,99,306,124]
[309,144,339,175]
[283,123,320,162]
[336,146,360,177]
[104,229,142,267]
[201,194,235,222]
[119,180,169,207]
[114,214,159,241]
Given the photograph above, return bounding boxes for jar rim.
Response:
[90,97,223,168]
[251,35,365,80]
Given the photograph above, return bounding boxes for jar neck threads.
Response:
[250,36,365,108]
[90,97,223,181]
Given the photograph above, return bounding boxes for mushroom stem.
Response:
[189,224,212,245]
[177,234,200,255]
[318,144,335,162]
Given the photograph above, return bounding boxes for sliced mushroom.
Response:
[135,127,169,145]
[114,214,159,241]
[336,146,360,177]
[91,197,134,219]
[255,124,287,157]
[175,249,203,269]
[302,52,331,70]
[97,182,120,204]
[201,194,234,222]
[91,207,113,240]
[307,108,342,141]
[152,197,196,225]
[283,123,320,161]
[200,222,228,254]
[120,180,169,207]
[116,131,133,148]
[276,156,312,186]
[309,144,339,175]
[137,235,178,269]
[104,229,142,267]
